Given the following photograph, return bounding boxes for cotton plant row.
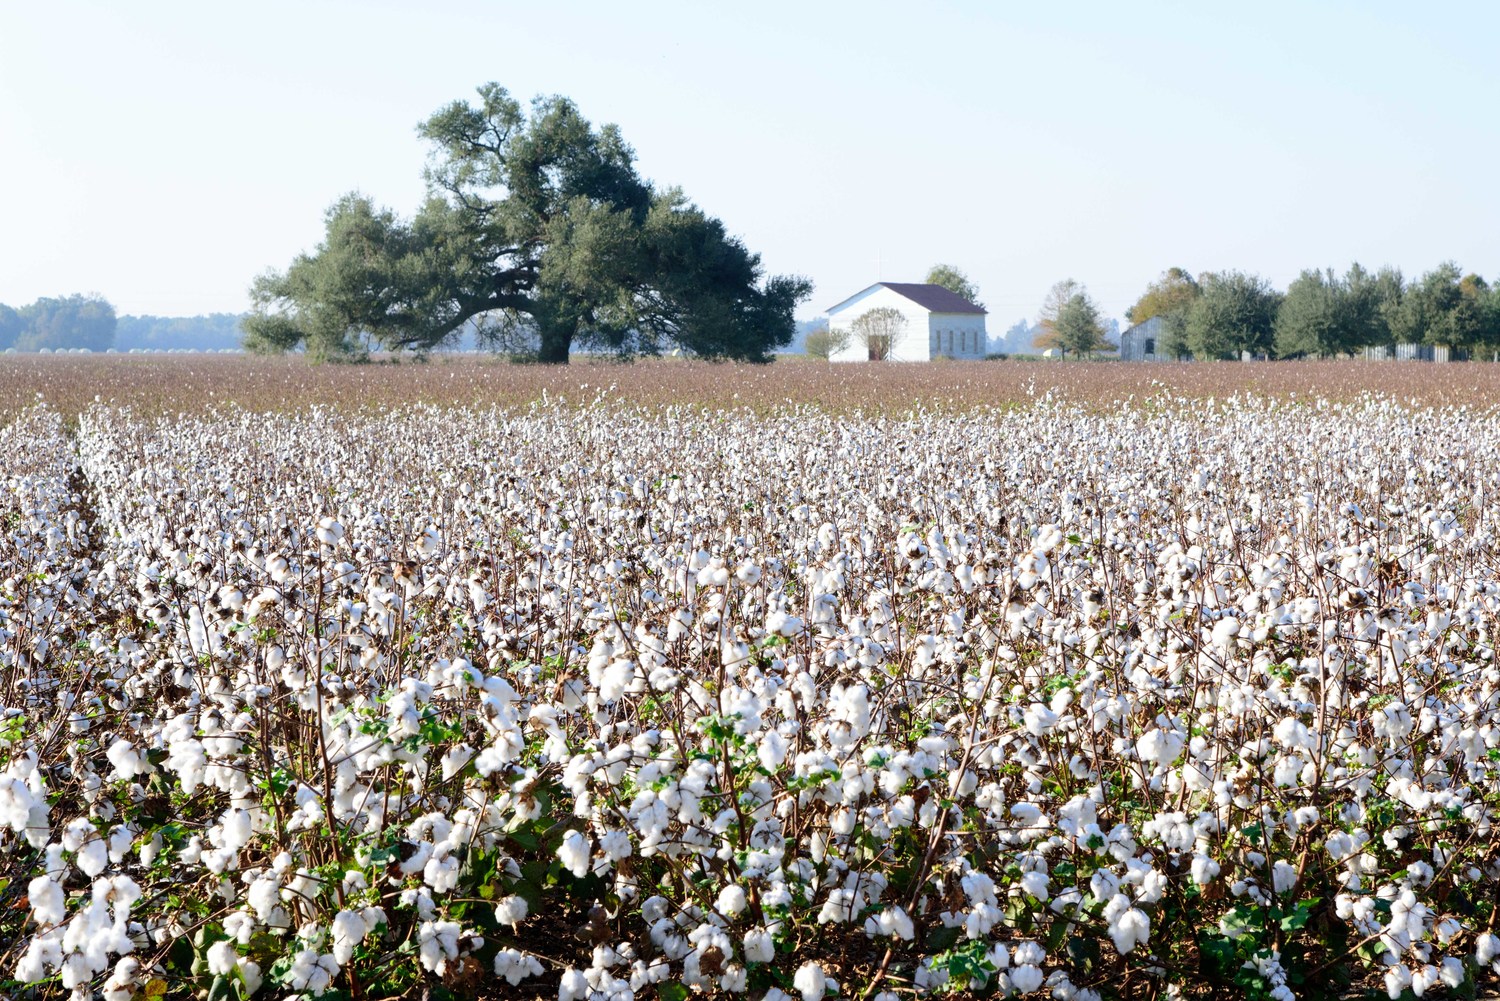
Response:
[2,396,1500,1001]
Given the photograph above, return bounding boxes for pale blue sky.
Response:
[2,1,1496,326]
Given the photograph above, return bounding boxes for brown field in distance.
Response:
[4,353,1500,419]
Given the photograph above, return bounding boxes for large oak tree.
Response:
[245,85,810,362]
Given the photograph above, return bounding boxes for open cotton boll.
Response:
[1136,728,1184,766]
[494,895,528,928]
[765,610,804,637]
[716,884,748,919]
[315,517,345,546]
[28,875,65,925]
[794,962,828,1001]
[1477,932,1500,967]
[1011,963,1044,993]
[206,940,239,976]
[494,948,544,985]
[77,837,109,878]
[559,968,590,1001]
[331,909,371,966]
[1023,703,1059,736]
[1018,870,1050,901]
[104,739,148,781]
[557,830,592,877]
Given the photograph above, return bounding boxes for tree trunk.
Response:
[536,317,576,364]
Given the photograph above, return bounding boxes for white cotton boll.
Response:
[1190,854,1221,885]
[1136,728,1185,766]
[1439,957,1465,988]
[495,895,528,928]
[758,729,788,771]
[223,911,255,944]
[206,940,239,975]
[1271,860,1298,894]
[495,948,545,985]
[794,962,827,1001]
[1023,703,1059,736]
[559,968,590,1001]
[1012,964,1044,993]
[315,517,345,546]
[878,906,915,941]
[331,909,370,966]
[1019,870,1049,901]
[29,875,65,925]
[238,959,263,995]
[716,884,748,919]
[1010,803,1042,827]
[417,920,462,974]
[1410,964,1440,996]
[557,830,591,877]
[598,660,636,703]
[1107,901,1150,954]
[440,744,474,781]
[286,949,339,994]
[1211,616,1241,650]
[744,927,776,963]
[105,739,147,781]
[765,610,805,637]
[102,957,140,1001]
[77,837,109,877]
[1476,932,1500,965]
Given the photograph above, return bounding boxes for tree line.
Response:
[0,295,117,352]
[1123,262,1500,360]
[0,297,249,353]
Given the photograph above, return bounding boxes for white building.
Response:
[825,283,988,362]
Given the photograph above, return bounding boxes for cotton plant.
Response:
[3,394,1500,998]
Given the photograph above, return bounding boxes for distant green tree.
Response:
[924,264,983,308]
[803,324,849,360]
[246,84,810,363]
[0,304,22,351]
[1185,271,1281,360]
[1054,292,1111,356]
[1275,269,1350,358]
[1344,263,1402,351]
[16,295,116,352]
[1390,262,1494,352]
[1034,280,1110,357]
[1126,267,1198,358]
[1033,278,1081,354]
[116,313,245,351]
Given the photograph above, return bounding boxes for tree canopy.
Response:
[1384,262,1500,353]
[0,295,118,352]
[1184,271,1281,360]
[1033,280,1111,356]
[924,264,983,308]
[0,304,22,352]
[1273,264,1401,358]
[245,85,811,362]
[802,324,848,360]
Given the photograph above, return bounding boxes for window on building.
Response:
[1144,338,1156,356]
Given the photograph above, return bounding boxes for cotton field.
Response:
[5,391,1500,1001]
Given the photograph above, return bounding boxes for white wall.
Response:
[828,286,932,362]
[926,312,987,359]
[828,286,988,362]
